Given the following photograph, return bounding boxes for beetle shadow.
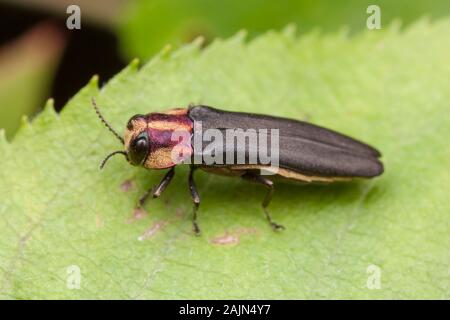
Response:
[276,180,376,208]
[197,174,385,224]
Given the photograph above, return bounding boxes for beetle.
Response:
[92,98,383,235]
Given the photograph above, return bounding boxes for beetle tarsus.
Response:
[188,166,201,235]
[192,202,200,235]
[193,219,201,236]
[271,223,285,231]
[264,207,285,231]
[138,191,150,206]
[267,215,285,231]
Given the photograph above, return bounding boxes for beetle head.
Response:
[124,114,150,166]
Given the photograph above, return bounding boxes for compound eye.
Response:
[129,132,149,165]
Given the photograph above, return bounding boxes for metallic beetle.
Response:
[92,99,383,235]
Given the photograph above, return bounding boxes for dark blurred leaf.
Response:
[0,23,65,139]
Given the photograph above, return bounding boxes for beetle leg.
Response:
[242,173,285,231]
[188,166,201,236]
[138,167,175,206]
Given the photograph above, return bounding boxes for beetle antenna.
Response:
[91,98,125,145]
[100,151,128,170]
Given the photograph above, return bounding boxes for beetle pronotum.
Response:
[92,98,383,235]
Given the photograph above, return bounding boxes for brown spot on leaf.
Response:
[125,207,148,224]
[235,227,259,236]
[138,220,167,241]
[210,232,239,246]
[95,214,104,228]
[175,207,185,218]
[120,179,134,192]
[210,227,259,246]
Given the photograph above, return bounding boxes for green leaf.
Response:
[1,20,449,299]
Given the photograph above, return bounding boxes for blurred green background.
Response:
[0,0,449,140]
